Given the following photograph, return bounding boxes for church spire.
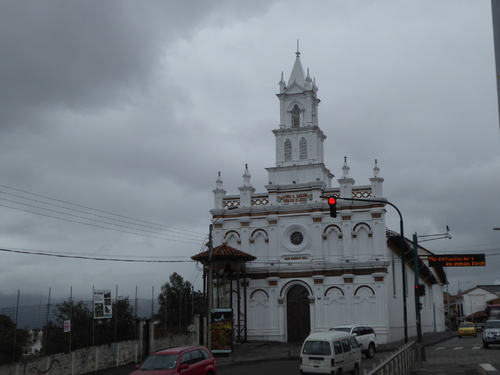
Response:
[287,49,306,87]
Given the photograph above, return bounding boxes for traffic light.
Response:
[328,196,337,218]
[415,284,426,297]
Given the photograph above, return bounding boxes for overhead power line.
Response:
[0,248,194,262]
[0,184,208,244]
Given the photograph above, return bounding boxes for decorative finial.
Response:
[296,39,300,57]
[342,157,350,178]
[216,172,223,189]
[373,159,380,177]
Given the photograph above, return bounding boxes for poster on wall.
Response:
[210,308,233,354]
[93,289,112,319]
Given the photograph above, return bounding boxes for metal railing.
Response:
[364,341,414,375]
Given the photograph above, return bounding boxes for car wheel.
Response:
[483,341,489,349]
[458,336,462,339]
[336,369,342,375]
[365,343,376,359]
[350,363,359,375]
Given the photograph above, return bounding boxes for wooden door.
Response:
[286,285,311,342]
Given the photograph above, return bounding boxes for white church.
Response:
[203,52,447,345]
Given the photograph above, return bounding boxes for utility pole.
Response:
[413,226,451,364]
[207,206,238,350]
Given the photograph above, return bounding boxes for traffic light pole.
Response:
[413,233,425,364]
[412,227,450,364]
[333,196,409,344]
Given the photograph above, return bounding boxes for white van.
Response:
[300,331,362,375]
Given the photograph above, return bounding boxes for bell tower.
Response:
[267,51,333,187]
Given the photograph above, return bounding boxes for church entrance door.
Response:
[286,285,311,342]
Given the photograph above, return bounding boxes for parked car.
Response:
[483,320,500,349]
[329,324,377,358]
[130,346,217,375]
[300,331,361,375]
[458,322,477,338]
[476,323,484,332]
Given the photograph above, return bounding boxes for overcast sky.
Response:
[1,0,499,311]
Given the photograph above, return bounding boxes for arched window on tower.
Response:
[300,137,307,160]
[292,105,301,128]
[284,139,292,162]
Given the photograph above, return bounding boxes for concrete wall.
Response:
[0,340,139,375]
[0,317,201,375]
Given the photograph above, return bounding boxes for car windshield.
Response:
[330,327,350,333]
[485,321,500,329]
[140,354,178,370]
[460,323,474,327]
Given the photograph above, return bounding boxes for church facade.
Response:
[208,52,446,344]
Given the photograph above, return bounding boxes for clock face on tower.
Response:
[290,231,304,245]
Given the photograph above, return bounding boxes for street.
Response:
[414,335,500,374]
[218,336,500,375]
[216,352,387,375]
[94,336,500,375]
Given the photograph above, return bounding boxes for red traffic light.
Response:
[327,197,337,205]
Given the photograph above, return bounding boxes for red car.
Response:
[131,346,216,375]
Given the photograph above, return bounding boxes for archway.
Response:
[286,285,311,342]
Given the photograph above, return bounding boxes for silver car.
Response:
[483,320,500,349]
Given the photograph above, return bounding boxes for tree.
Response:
[45,297,137,354]
[45,300,93,354]
[94,296,136,344]
[0,314,29,364]
[157,272,204,332]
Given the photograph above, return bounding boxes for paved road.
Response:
[92,334,500,375]
[413,335,500,375]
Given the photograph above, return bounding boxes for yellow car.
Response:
[458,322,477,338]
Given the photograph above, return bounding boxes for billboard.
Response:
[211,308,233,354]
[93,289,112,319]
[428,254,486,267]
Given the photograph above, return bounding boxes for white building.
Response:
[456,285,500,323]
[207,52,447,344]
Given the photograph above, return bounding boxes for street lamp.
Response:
[332,195,409,343]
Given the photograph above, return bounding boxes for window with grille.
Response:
[284,139,292,161]
[300,137,307,160]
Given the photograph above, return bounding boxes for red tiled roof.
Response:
[191,244,256,262]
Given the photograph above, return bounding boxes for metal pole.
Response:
[208,223,214,350]
[333,196,408,343]
[13,290,19,362]
[413,233,425,363]
[413,233,422,344]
